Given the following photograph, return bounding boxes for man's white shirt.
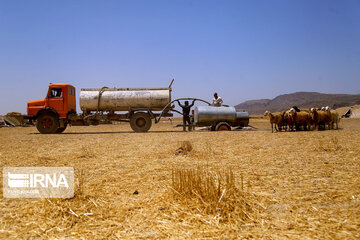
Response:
[212,97,223,106]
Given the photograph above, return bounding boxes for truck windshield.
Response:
[49,88,62,98]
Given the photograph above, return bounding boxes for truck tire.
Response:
[215,122,231,131]
[36,113,59,134]
[56,125,67,133]
[130,112,152,132]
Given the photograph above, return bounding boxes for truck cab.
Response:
[27,83,76,133]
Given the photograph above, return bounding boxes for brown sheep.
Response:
[281,110,294,131]
[289,108,311,131]
[329,109,340,129]
[279,111,288,131]
[310,108,331,130]
[264,111,283,132]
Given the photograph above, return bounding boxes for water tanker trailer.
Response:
[194,106,249,131]
[156,98,249,131]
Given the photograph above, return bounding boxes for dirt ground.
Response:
[1,118,360,239]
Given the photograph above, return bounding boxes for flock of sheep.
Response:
[264,106,340,132]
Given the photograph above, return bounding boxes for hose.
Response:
[96,86,108,114]
[155,98,211,123]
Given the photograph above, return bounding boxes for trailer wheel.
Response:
[130,112,152,132]
[36,113,59,134]
[215,122,231,131]
[56,125,67,133]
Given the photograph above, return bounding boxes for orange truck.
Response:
[26,82,173,134]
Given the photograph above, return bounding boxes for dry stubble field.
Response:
[0,118,360,239]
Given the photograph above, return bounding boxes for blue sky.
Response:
[0,0,359,114]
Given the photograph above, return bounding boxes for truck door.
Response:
[48,88,64,113]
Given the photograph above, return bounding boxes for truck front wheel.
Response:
[130,112,152,132]
[36,113,59,134]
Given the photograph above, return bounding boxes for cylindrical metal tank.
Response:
[194,106,236,125]
[79,88,171,111]
[236,111,249,120]
[194,106,249,127]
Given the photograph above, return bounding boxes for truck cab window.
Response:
[49,88,62,98]
[69,88,75,96]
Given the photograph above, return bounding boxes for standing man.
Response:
[212,92,223,106]
[177,100,195,131]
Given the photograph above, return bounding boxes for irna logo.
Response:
[3,167,74,198]
[8,172,69,188]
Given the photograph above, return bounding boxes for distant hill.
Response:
[235,92,360,115]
